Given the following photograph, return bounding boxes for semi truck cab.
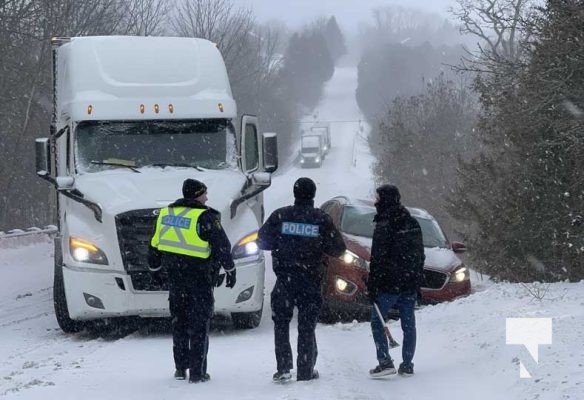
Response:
[35,36,278,332]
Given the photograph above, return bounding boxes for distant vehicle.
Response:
[299,134,324,168]
[310,122,331,154]
[318,196,471,322]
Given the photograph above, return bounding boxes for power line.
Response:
[276,119,365,124]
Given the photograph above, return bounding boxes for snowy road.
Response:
[1,66,583,400]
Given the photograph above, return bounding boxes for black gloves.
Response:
[226,270,237,289]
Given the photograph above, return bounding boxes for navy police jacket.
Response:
[257,198,346,285]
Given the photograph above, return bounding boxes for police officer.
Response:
[257,177,346,382]
[149,178,236,383]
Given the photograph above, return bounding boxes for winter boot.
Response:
[272,370,292,383]
[297,369,319,381]
[369,361,397,378]
[398,363,414,376]
[189,372,211,383]
[174,369,186,380]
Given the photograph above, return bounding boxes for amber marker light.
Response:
[238,232,258,246]
[140,104,145,114]
[168,104,174,113]
[87,105,93,115]
[154,104,160,114]
[218,103,224,112]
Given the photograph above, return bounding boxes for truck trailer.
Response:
[35,36,278,332]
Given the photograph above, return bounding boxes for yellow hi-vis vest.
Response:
[150,207,211,259]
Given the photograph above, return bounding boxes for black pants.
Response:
[271,279,322,379]
[169,286,213,378]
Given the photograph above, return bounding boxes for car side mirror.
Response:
[451,241,467,253]
[262,132,278,173]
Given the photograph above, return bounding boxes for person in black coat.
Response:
[258,177,346,382]
[149,178,236,383]
[367,184,425,378]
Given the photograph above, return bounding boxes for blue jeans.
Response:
[370,292,416,367]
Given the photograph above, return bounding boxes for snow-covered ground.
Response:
[1,65,583,400]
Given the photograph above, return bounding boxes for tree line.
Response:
[359,1,584,282]
[0,0,344,231]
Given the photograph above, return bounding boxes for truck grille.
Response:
[422,269,448,289]
[115,209,168,291]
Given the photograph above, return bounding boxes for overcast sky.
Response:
[243,0,457,32]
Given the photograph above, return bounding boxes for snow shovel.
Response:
[373,302,400,349]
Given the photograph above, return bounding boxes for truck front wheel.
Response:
[231,306,262,329]
[53,247,84,333]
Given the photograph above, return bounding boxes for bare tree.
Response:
[451,0,536,67]
[118,0,170,36]
[171,0,256,84]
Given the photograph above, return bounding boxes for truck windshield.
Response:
[75,119,236,173]
[301,136,320,153]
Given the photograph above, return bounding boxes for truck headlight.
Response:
[69,237,109,265]
[300,158,305,164]
[340,249,369,271]
[232,231,260,260]
[450,265,469,282]
[315,157,321,163]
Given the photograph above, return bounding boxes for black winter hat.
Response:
[293,177,317,200]
[376,184,401,205]
[182,178,207,199]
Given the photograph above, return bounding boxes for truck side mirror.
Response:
[262,132,278,173]
[251,172,271,187]
[56,176,75,190]
[35,138,51,179]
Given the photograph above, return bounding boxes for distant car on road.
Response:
[319,196,471,322]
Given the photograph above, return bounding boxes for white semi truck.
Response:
[35,36,278,333]
[310,122,331,154]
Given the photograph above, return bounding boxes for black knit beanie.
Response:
[182,178,207,199]
[376,184,401,206]
[293,177,316,200]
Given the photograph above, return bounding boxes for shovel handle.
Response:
[374,302,400,348]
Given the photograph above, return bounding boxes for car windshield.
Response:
[340,205,449,248]
[75,119,236,173]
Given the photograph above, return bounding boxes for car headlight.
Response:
[450,265,470,282]
[69,237,108,265]
[340,249,369,271]
[335,276,357,295]
[232,231,261,260]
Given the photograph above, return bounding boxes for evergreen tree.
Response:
[323,16,346,63]
[451,0,584,281]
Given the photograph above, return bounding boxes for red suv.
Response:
[319,197,471,322]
